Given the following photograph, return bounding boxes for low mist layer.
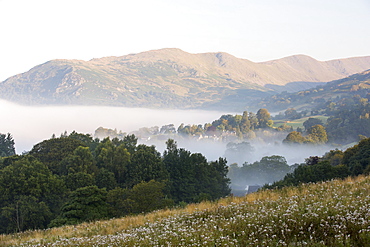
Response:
[0,99,334,166]
[144,135,333,166]
[0,100,225,153]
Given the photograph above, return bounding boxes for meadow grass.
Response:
[273,115,329,129]
[1,175,369,246]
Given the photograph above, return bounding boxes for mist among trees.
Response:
[1,93,370,234]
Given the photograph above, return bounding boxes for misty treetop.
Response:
[0,133,230,234]
[283,124,328,145]
[96,108,279,142]
[228,135,370,195]
[95,102,369,148]
[265,137,370,189]
[228,155,292,193]
[163,139,230,203]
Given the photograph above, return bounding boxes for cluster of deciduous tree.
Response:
[283,121,328,145]
[325,101,370,144]
[0,133,230,234]
[95,109,286,144]
[100,108,322,151]
[265,137,370,189]
[125,109,294,144]
[177,109,274,138]
[282,96,370,145]
[95,98,369,147]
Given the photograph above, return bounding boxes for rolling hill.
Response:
[256,69,370,112]
[0,48,370,110]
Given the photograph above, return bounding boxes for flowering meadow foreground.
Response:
[1,175,370,247]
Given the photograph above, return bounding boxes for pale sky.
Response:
[0,0,369,82]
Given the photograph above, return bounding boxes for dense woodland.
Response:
[0,134,229,234]
[2,130,370,234]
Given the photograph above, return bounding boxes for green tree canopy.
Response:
[64,172,95,191]
[0,195,52,233]
[95,168,117,191]
[68,131,99,150]
[342,137,370,175]
[307,125,328,144]
[0,133,15,157]
[206,158,231,199]
[0,156,65,233]
[0,156,65,207]
[64,146,95,174]
[122,134,138,154]
[266,161,349,189]
[29,137,86,175]
[106,187,132,217]
[128,180,173,214]
[95,139,131,186]
[163,139,230,203]
[303,118,324,131]
[283,131,306,144]
[126,144,168,188]
[50,186,109,227]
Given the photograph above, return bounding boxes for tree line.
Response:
[265,137,370,189]
[93,93,370,147]
[100,108,294,143]
[0,133,230,233]
[282,96,370,145]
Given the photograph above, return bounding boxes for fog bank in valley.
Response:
[0,99,335,167]
[0,100,226,153]
[144,134,334,166]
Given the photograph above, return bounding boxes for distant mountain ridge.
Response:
[0,48,370,110]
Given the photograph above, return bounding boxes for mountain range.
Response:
[1,48,370,111]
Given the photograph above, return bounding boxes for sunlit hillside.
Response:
[257,69,370,112]
[1,48,370,111]
[2,175,369,247]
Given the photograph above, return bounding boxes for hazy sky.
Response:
[0,0,369,81]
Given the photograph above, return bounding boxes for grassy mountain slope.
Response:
[1,48,370,110]
[2,175,369,246]
[257,69,370,112]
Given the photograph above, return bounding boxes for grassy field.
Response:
[273,115,329,129]
[1,175,369,246]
